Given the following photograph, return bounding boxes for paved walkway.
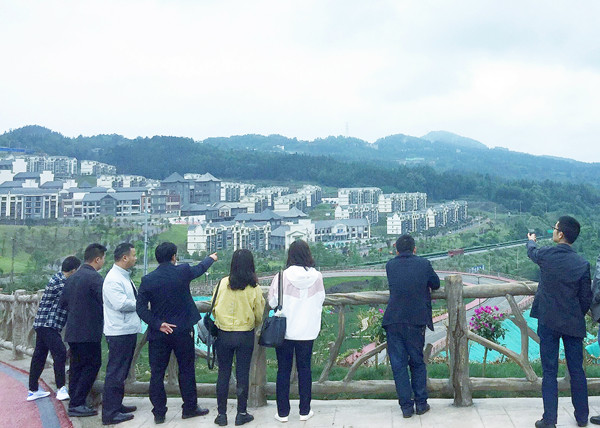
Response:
[3,347,600,427]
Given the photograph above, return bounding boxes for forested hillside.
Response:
[1,126,600,217]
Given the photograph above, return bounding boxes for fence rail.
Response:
[2,274,599,407]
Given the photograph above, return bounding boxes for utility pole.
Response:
[10,236,16,285]
[143,209,149,275]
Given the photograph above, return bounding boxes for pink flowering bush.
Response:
[357,307,387,344]
[469,305,507,376]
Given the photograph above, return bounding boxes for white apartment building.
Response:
[97,174,150,188]
[297,185,322,208]
[270,219,315,250]
[338,187,382,205]
[335,203,379,224]
[187,221,271,254]
[273,193,308,212]
[239,194,270,214]
[80,160,117,176]
[314,218,370,244]
[220,182,256,202]
[378,192,427,213]
[0,188,61,220]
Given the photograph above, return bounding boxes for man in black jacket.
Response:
[60,243,107,417]
[136,242,217,424]
[528,216,592,428]
[383,234,440,418]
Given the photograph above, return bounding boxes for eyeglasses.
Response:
[551,225,561,232]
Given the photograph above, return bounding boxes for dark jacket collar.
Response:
[396,251,413,258]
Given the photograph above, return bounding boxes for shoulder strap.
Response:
[209,279,222,312]
[276,270,283,311]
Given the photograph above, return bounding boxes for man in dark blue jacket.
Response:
[383,234,440,418]
[60,243,106,417]
[527,216,592,428]
[136,242,217,424]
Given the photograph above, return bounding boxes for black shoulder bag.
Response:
[197,279,221,369]
[258,270,287,347]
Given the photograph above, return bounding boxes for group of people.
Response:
[24,215,600,428]
[26,239,325,426]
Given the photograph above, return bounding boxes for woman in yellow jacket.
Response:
[212,249,265,426]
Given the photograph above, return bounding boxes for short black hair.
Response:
[61,256,81,272]
[557,215,581,244]
[229,249,258,290]
[395,234,415,253]
[84,243,107,263]
[114,242,135,262]
[155,242,177,264]
[286,240,315,268]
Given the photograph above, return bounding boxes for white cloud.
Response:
[1,0,599,162]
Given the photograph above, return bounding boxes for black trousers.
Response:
[215,330,255,415]
[29,327,67,391]
[102,334,137,420]
[275,339,314,417]
[68,341,102,408]
[148,329,197,417]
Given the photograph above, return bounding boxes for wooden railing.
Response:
[2,274,599,407]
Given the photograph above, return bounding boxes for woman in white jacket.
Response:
[268,240,325,423]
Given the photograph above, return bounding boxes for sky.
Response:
[1,0,599,163]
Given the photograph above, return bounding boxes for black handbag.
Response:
[196,279,222,369]
[258,270,287,348]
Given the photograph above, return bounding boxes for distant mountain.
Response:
[421,131,488,150]
[1,126,600,187]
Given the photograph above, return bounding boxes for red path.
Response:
[0,361,72,428]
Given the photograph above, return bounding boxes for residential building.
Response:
[184,173,221,203]
[387,211,428,235]
[220,182,256,202]
[270,219,315,250]
[338,187,382,205]
[187,221,271,254]
[314,218,370,244]
[80,160,117,176]
[297,185,322,208]
[335,203,379,224]
[239,194,270,214]
[255,186,291,209]
[97,174,150,188]
[274,193,308,212]
[0,188,61,220]
[378,192,427,213]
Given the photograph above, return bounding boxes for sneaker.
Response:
[274,413,289,423]
[299,410,314,421]
[27,390,50,401]
[235,412,254,426]
[56,386,69,401]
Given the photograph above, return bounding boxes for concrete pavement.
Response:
[3,346,600,428]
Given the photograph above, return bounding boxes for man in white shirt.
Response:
[102,243,141,425]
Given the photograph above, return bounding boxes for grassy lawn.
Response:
[156,225,188,249]
[323,276,375,290]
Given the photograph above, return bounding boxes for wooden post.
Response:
[11,290,25,360]
[249,303,270,407]
[446,275,472,406]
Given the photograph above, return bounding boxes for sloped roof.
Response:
[162,172,187,183]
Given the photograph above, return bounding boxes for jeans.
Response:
[538,323,588,424]
[148,328,197,417]
[215,330,255,415]
[29,327,67,391]
[275,339,314,417]
[102,334,137,421]
[68,341,102,408]
[385,323,428,412]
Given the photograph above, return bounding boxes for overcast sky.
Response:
[1,0,599,163]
